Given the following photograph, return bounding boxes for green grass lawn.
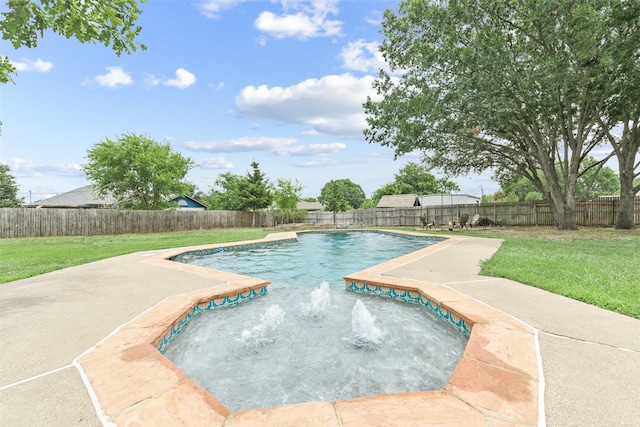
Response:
[412,226,640,319]
[2,226,638,319]
[478,235,640,318]
[0,228,268,284]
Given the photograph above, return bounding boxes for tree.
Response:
[325,179,366,209]
[596,2,640,228]
[0,164,24,207]
[318,180,351,226]
[364,0,639,230]
[501,158,620,201]
[202,172,245,210]
[83,133,195,210]
[272,178,303,225]
[1,0,146,83]
[237,161,272,227]
[370,161,459,205]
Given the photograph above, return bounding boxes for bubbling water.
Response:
[348,299,384,349]
[239,304,285,346]
[299,281,331,319]
[164,281,468,412]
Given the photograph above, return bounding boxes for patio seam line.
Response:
[538,330,639,353]
[0,364,73,390]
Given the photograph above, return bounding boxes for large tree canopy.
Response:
[1,0,146,83]
[83,133,194,210]
[365,0,640,229]
[320,179,366,210]
[318,179,365,225]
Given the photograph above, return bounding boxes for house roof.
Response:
[171,195,208,209]
[376,194,420,208]
[28,185,114,208]
[297,201,323,211]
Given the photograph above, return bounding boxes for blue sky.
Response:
[1,0,499,204]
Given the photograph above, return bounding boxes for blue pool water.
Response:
[166,231,468,411]
[180,231,440,288]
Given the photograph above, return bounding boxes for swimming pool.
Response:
[165,231,468,411]
[76,231,541,426]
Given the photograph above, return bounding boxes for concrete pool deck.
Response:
[1,231,639,426]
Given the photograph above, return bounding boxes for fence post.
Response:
[611,199,616,226]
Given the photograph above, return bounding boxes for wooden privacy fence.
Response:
[0,208,272,238]
[304,197,640,228]
[1,197,638,238]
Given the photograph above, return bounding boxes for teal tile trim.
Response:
[169,238,298,262]
[347,281,471,336]
[156,286,268,354]
[298,229,445,242]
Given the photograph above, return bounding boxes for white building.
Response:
[418,194,481,207]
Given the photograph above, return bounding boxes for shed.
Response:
[376,194,421,208]
[171,195,208,211]
[418,194,481,207]
[297,201,323,211]
[27,185,113,208]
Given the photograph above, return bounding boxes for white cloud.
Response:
[143,73,162,87]
[184,136,298,153]
[255,0,343,39]
[339,39,388,73]
[365,8,386,26]
[183,136,343,157]
[198,0,247,18]
[198,156,234,170]
[296,158,341,167]
[235,73,381,137]
[164,68,197,89]
[4,158,82,178]
[92,66,133,87]
[274,142,346,156]
[11,58,53,73]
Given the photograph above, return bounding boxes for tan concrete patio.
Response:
[1,231,638,426]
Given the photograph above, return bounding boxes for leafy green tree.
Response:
[576,159,620,200]
[238,161,272,227]
[272,178,302,225]
[596,2,640,229]
[327,179,366,209]
[371,162,459,205]
[360,198,377,209]
[500,176,542,203]
[501,158,620,201]
[318,180,351,226]
[83,133,195,210]
[364,0,639,230]
[525,192,544,203]
[504,193,519,203]
[0,164,24,207]
[1,0,146,83]
[202,172,245,210]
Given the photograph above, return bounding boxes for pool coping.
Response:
[76,230,542,426]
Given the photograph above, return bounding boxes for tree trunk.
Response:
[251,209,256,227]
[615,148,638,230]
[547,189,578,230]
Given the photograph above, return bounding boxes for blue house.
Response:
[171,195,208,211]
